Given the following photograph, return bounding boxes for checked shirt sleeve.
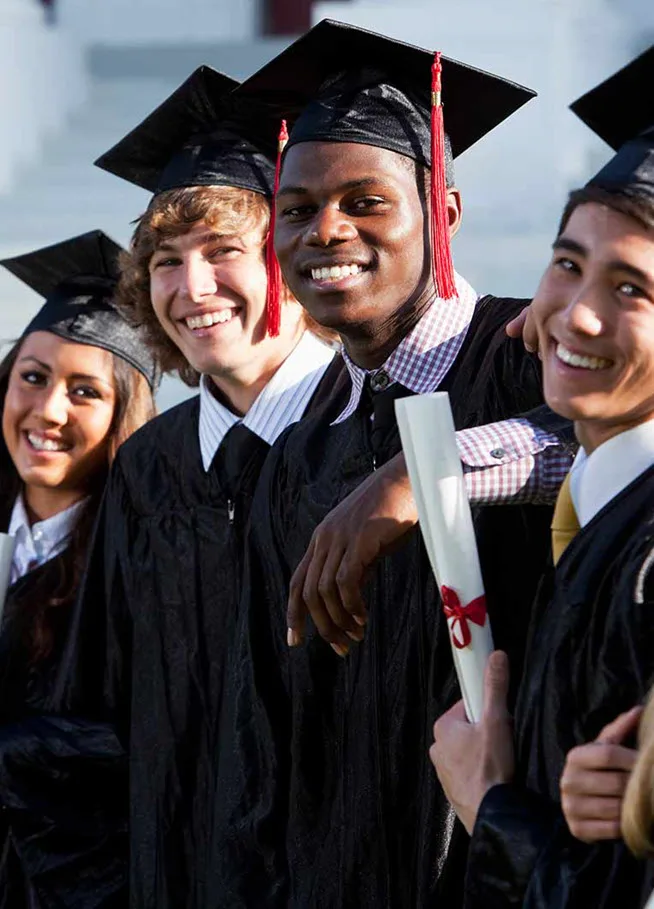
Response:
[457,418,573,506]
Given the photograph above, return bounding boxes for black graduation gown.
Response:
[56,362,346,909]
[465,465,654,909]
[214,295,575,909]
[0,498,127,909]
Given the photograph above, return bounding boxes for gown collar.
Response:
[198,330,335,471]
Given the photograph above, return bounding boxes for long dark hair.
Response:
[0,336,156,663]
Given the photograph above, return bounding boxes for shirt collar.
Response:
[198,331,335,471]
[569,420,654,527]
[332,272,478,425]
[8,493,86,583]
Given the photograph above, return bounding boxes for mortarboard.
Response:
[95,66,276,198]
[95,65,284,335]
[1,231,158,389]
[235,19,536,300]
[570,44,654,201]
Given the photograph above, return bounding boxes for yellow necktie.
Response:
[551,472,580,566]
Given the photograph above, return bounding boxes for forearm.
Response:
[458,411,575,506]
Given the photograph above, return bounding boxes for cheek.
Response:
[75,405,115,453]
[2,385,24,449]
[149,274,173,322]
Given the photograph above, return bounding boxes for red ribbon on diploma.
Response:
[441,586,487,650]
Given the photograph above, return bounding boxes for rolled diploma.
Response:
[0,533,15,628]
[395,392,493,722]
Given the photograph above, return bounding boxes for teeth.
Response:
[27,432,69,452]
[555,343,612,371]
[310,264,363,282]
[185,310,234,330]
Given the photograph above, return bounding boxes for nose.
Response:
[304,205,358,247]
[564,286,605,338]
[36,383,69,427]
[180,254,218,301]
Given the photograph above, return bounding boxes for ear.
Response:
[446,188,463,239]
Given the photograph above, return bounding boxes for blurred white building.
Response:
[0,0,652,406]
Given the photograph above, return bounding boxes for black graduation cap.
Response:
[570,44,654,200]
[94,66,276,197]
[235,19,536,301]
[0,231,158,389]
[234,19,537,175]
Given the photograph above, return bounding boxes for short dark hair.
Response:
[558,184,654,237]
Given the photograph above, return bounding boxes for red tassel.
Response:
[265,119,289,337]
[430,54,457,301]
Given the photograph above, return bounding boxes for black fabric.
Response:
[235,18,536,169]
[1,231,157,388]
[212,294,571,908]
[465,466,654,908]
[94,66,276,197]
[55,355,348,909]
[0,496,127,908]
[570,44,654,203]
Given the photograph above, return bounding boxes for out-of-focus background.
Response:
[1,0,653,409]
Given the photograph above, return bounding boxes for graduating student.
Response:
[0,230,157,906]
[54,67,343,909]
[431,44,654,909]
[214,20,573,908]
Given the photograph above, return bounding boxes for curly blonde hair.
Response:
[117,185,272,386]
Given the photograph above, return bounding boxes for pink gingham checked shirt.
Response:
[333,273,572,504]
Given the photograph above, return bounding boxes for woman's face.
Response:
[2,332,117,501]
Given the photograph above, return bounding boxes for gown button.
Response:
[370,370,390,392]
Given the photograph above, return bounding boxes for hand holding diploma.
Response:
[395,392,493,722]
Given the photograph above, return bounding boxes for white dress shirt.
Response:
[198,331,335,471]
[8,494,87,585]
[569,420,654,527]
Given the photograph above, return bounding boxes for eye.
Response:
[152,256,180,269]
[553,256,580,275]
[207,246,240,259]
[281,204,316,220]
[20,370,46,387]
[70,385,102,401]
[349,196,386,212]
[618,281,648,300]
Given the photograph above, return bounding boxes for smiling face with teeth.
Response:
[275,142,462,369]
[2,331,117,517]
[148,218,305,412]
[533,200,654,451]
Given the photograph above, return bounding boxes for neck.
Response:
[23,485,86,524]
[342,287,434,370]
[575,411,654,455]
[208,320,305,417]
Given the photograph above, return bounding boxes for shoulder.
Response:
[117,396,199,465]
[111,396,201,508]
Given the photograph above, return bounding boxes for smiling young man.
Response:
[211,20,574,909]
[55,67,343,909]
[431,45,654,908]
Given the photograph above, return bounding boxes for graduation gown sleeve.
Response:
[465,532,654,909]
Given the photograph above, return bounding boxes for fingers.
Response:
[505,309,527,339]
[566,818,623,844]
[562,762,634,797]
[596,706,643,746]
[565,742,638,775]
[287,532,363,658]
[483,651,510,722]
[287,545,313,646]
